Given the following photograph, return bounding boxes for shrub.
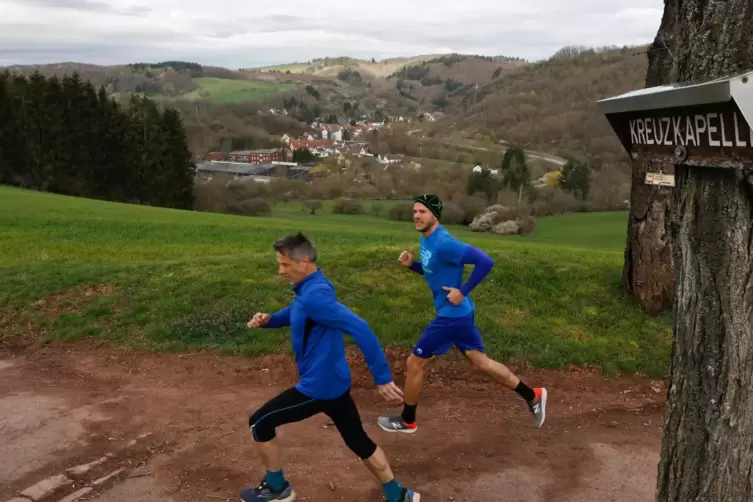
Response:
[531,187,586,216]
[440,202,465,225]
[387,202,413,222]
[370,203,384,216]
[193,179,229,213]
[469,205,506,232]
[227,180,267,199]
[459,195,488,224]
[517,216,536,235]
[226,198,271,216]
[193,176,271,216]
[491,221,519,235]
[304,200,323,215]
[469,204,526,232]
[332,198,364,215]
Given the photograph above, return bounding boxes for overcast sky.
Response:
[0,0,664,68]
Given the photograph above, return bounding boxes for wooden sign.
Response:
[605,100,753,168]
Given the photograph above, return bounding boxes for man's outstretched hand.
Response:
[248,313,270,328]
[398,249,414,268]
[377,381,404,404]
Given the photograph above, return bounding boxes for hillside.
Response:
[0,186,671,376]
[1,61,257,97]
[0,61,318,153]
[2,61,305,107]
[0,59,421,138]
[432,45,649,173]
[386,54,528,111]
[247,54,445,78]
[2,47,652,167]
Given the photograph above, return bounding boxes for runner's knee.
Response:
[249,409,276,442]
[407,354,428,372]
[340,426,377,460]
[466,351,490,372]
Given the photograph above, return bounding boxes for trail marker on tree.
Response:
[599,70,753,501]
[599,71,753,177]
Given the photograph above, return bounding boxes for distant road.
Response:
[401,128,567,168]
[525,152,567,166]
[498,140,567,166]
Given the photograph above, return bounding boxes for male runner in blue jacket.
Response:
[377,194,547,434]
[241,232,420,502]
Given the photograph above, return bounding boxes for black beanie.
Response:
[413,194,443,220]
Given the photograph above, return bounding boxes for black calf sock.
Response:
[401,404,417,424]
[515,381,536,402]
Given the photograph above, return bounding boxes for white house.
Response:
[321,129,329,140]
[473,165,499,176]
[377,154,398,165]
[331,129,343,141]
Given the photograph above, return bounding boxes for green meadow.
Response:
[181,77,296,104]
[0,186,672,377]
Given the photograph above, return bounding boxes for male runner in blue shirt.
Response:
[241,232,420,502]
[377,194,547,434]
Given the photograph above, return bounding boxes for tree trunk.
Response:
[622,5,678,314]
[621,159,674,313]
[655,1,753,501]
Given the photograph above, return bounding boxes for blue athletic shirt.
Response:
[414,225,495,318]
[261,269,392,400]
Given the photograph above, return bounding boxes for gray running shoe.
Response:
[378,415,418,434]
[527,387,547,428]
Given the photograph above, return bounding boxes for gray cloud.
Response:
[0,0,663,67]
[19,0,150,15]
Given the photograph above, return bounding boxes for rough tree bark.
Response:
[621,5,677,314]
[655,1,753,501]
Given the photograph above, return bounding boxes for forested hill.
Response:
[0,71,195,209]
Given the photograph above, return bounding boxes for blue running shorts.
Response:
[412,313,485,359]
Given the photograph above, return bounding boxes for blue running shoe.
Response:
[239,479,296,502]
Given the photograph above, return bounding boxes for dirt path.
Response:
[0,342,665,501]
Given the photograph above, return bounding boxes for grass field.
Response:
[274,200,630,252]
[0,187,672,377]
[181,77,296,103]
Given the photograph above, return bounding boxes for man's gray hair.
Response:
[272,232,317,262]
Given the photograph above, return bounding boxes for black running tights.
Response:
[249,387,377,460]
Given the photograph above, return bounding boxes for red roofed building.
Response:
[290,140,335,151]
[228,149,284,164]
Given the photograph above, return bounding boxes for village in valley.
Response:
[195,112,447,184]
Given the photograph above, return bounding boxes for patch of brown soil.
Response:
[0,284,119,347]
[0,342,665,501]
[31,284,118,316]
